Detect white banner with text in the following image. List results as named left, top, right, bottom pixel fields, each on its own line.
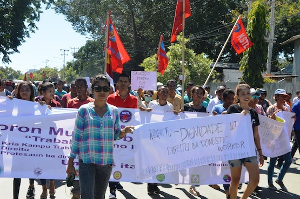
left=0, top=97, right=286, bottom=184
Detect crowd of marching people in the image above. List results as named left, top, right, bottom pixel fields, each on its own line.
left=0, top=74, right=299, bottom=199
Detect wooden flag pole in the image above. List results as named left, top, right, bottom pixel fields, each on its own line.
left=155, top=35, right=163, bottom=71
left=104, top=13, right=110, bottom=75
left=203, top=15, right=241, bottom=87
left=181, top=0, right=186, bottom=108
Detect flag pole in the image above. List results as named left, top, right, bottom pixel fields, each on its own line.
left=203, top=15, right=241, bottom=87
left=181, top=0, right=186, bottom=108
left=155, top=35, right=163, bottom=71
left=104, top=13, right=110, bottom=75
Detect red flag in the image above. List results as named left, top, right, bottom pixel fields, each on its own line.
left=231, top=16, right=253, bottom=54
left=157, top=35, right=169, bottom=75
left=42, top=71, right=45, bottom=78
left=104, top=13, right=130, bottom=74
left=24, top=73, right=27, bottom=81
left=29, top=72, right=34, bottom=79
left=171, top=0, right=191, bottom=43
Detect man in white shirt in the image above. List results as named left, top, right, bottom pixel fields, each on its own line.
left=206, top=85, right=225, bottom=113
left=293, top=91, right=300, bottom=104
left=147, top=85, right=174, bottom=194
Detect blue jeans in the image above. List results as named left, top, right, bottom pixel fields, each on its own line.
left=79, top=159, right=112, bottom=199
left=267, top=152, right=292, bottom=184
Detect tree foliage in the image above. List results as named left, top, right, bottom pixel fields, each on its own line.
left=0, top=0, right=53, bottom=63
left=0, top=66, right=22, bottom=80
left=272, top=0, right=300, bottom=70
left=18, top=67, right=60, bottom=82
left=240, top=0, right=268, bottom=88
left=140, top=35, right=217, bottom=85
left=54, top=0, right=251, bottom=71
left=71, top=40, right=105, bottom=77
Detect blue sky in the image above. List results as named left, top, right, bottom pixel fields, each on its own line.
left=2, top=7, right=88, bottom=73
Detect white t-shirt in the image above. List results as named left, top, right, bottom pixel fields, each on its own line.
left=293, top=97, right=300, bottom=105
left=148, top=100, right=174, bottom=113
left=206, top=97, right=223, bottom=113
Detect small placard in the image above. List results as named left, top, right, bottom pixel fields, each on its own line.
left=131, top=71, right=157, bottom=91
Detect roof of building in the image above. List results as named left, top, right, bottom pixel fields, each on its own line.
left=210, top=62, right=240, bottom=69
left=275, top=64, right=293, bottom=75
left=281, top=35, right=300, bottom=45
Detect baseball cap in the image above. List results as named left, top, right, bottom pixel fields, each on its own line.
left=217, top=86, right=226, bottom=91
left=274, top=89, right=287, bottom=95
left=250, top=88, right=261, bottom=95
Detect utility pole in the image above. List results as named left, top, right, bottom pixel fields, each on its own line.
left=248, top=0, right=255, bottom=14
left=60, top=49, right=69, bottom=81
left=70, top=47, right=79, bottom=69
left=266, top=0, right=276, bottom=74
left=44, top=59, right=49, bottom=67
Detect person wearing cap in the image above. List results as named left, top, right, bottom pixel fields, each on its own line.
left=266, top=89, right=292, bottom=191
left=206, top=85, right=225, bottom=113
left=184, top=81, right=194, bottom=103
left=258, top=89, right=272, bottom=112
left=249, top=88, right=265, bottom=116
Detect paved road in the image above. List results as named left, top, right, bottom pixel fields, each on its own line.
left=1, top=153, right=299, bottom=199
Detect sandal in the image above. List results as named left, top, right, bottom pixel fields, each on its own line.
left=49, top=191, right=56, bottom=199
left=189, top=186, right=200, bottom=196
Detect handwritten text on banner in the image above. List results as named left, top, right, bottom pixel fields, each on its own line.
left=133, top=113, right=256, bottom=179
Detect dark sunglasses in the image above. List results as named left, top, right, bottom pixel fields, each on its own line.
left=251, top=95, right=259, bottom=99
left=94, top=86, right=110, bottom=92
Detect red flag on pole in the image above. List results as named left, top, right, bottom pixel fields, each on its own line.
left=104, top=13, right=130, bottom=75
left=24, top=73, right=27, bottom=81
left=231, top=16, right=253, bottom=54
left=29, top=72, right=34, bottom=79
left=171, top=0, right=191, bottom=43
left=157, top=35, right=169, bottom=75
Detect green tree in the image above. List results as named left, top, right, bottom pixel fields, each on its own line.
left=140, top=36, right=217, bottom=85
left=54, top=0, right=249, bottom=70
left=0, top=66, right=22, bottom=80
left=18, top=66, right=59, bottom=81
left=240, top=0, right=268, bottom=88
left=0, top=0, right=53, bottom=63
left=271, top=0, right=300, bottom=70
left=72, top=40, right=105, bottom=77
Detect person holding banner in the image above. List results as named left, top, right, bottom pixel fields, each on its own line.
left=266, top=89, right=292, bottom=192
left=12, top=81, right=36, bottom=199
left=138, top=90, right=153, bottom=111
left=147, top=85, right=174, bottom=195
left=227, top=84, right=264, bottom=199
left=212, top=89, right=235, bottom=198
left=66, top=74, right=134, bottom=199
left=183, top=85, right=206, bottom=196
left=35, top=82, right=61, bottom=199
left=106, top=73, right=137, bottom=198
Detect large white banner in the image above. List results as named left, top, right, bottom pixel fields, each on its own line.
left=0, top=97, right=250, bottom=185
left=133, top=113, right=256, bottom=179
left=0, top=97, right=286, bottom=185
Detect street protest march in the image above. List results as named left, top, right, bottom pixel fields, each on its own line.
left=0, top=96, right=292, bottom=185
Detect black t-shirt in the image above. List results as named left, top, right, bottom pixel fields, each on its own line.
left=227, top=104, right=260, bottom=127
left=184, top=103, right=207, bottom=112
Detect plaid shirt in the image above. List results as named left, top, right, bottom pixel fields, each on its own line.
left=70, top=103, right=121, bottom=165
